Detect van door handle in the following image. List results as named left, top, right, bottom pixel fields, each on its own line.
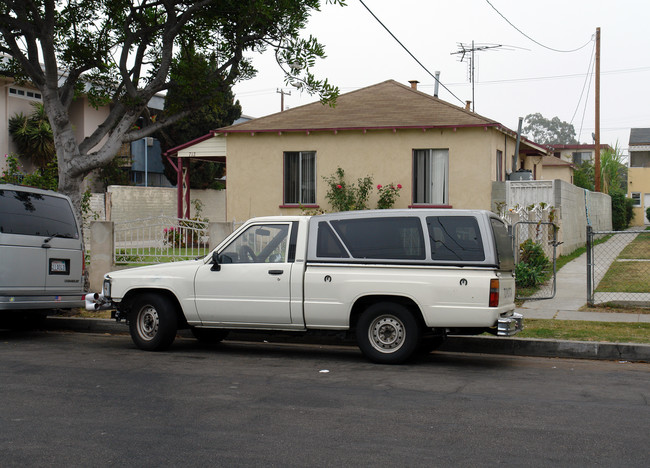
left=268, top=270, right=284, bottom=275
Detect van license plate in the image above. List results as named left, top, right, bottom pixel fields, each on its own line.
left=50, top=259, right=70, bottom=275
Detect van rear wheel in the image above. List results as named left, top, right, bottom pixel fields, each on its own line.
left=129, top=293, right=177, bottom=351
left=356, top=302, right=421, bottom=364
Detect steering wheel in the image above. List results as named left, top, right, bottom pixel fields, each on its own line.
left=239, top=245, right=258, bottom=263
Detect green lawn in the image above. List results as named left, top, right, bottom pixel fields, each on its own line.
left=517, top=319, right=650, bottom=344
left=596, top=231, right=650, bottom=293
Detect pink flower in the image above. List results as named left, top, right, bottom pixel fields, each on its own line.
left=336, top=184, right=342, bottom=189
left=377, top=184, right=382, bottom=189
left=397, top=184, right=402, bottom=189
left=163, top=228, right=168, bottom=233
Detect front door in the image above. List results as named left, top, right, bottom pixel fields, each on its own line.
left=194, top=223, right=293, bottom=325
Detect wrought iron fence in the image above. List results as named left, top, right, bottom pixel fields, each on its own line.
left=114, top=216, right=210, bottom=264
left=587, top=227, right=650, bottom=306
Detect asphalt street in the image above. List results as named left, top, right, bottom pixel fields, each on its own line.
left=1, top=330, right=649, bottom=467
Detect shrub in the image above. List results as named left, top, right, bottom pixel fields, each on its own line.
left=376, top=183, right=402, bottom=209
left=647, top=207, right=650, bottom=224
left=323, top=167, right=373, bottom=212
left=610, top=188, right=632, bottom=231
left=515, top=239, right=551, bottom=288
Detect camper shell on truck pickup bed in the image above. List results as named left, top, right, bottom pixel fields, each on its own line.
left=87, top=209, right=521, bottom=364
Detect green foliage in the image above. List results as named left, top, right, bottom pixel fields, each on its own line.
left=573, top=161, right=595, bottom=191
left=0, top=153, right=58, bottom=190
left=323, top=167, right=373, bottom=212
left=158, top=47, right=240, bottom=190
left=376, top=183, right=403, bottom=209
left=646, top=207, right=650, bottom=224
left=523, top=113, right=578, bottom=145
left=610, top=188, right=634, bottom=231
left=323, top=167, right=405, bottom=212
left=8, top=102, right=56, bottom=168
left=515, top=239, right=551, bottom=288
left=163, top=200, right=209, bottom=248
left=97, top=157, right=132, bottom=189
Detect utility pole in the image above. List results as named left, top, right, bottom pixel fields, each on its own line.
left=451, top=41, right=502, bottom=112
left=277, top=88, right=291, bottom=112
left=594, top=27, right=601, bottom=192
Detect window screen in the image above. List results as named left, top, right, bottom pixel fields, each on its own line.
left=426, top=216, right=484, bottom=261
left=0, top=190, right=79, bottom=238
left=330, top=217, right=424, bottom=260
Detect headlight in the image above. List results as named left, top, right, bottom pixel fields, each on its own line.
left=103, top=278, right=112, bottom=298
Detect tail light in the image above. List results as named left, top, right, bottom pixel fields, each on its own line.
left=489, top=279, right=499, bottom=307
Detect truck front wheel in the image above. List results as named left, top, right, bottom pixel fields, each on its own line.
left=356, top=302, right=421, bottom=364
left=129, top=293, right=177, bottom=351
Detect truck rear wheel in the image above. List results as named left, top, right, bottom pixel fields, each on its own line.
left=356, top=302, right=421, bottom=364
left=129, top=293, right=177, bottom=351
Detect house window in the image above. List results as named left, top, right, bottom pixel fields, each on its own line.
left=631, top=193, right=641, bottom=206
left=630, top=151, right=650, bottom=168
left=413, top=149, right=449, bottom=205
left=284, top=151, right=316, bottom=205
left=8, top=87, right=42, bottom=101
left=572, top=151, right=591, bottom=165
left=496, top=150, right=503, bottom=181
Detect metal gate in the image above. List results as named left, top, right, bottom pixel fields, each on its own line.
left=513, top=221, right=558, bottom=300
left=587, top=226, right=650, bottom=306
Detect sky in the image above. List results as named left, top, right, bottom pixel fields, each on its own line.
left=231, top=0, right=650, bottom=154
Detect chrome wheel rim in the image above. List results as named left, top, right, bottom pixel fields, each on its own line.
left=136, top=305, right=159, bottom=341
left=368, top=314, right=405, bottom=353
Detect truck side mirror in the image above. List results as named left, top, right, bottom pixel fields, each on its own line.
left=211, top=251, right=221, bottom=271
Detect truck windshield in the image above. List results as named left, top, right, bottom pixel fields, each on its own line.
left=490, top=218, right=514, bottom=271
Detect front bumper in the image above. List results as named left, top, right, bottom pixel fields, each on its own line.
left=497, top=312, right=524, bottom=336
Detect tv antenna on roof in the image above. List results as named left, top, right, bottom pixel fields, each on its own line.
left=451, top=41, right=503, bottom=112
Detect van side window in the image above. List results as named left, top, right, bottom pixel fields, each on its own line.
left=316, top=222, right=349, bottom=258
left=426, top=216, right=485, bottom=261
left=0, top=190, right=78, bottom=238
left=330, top=217, right=425, bottom=260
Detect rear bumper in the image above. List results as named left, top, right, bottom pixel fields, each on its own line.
left=0, top=293, right=85, bottom=310
left=497, top=312, right=524, bottom=336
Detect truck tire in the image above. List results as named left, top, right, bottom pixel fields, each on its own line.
left=356, top=302, right=421, bottom=364
left=129, top=293, right=177, bottom=351
left=191, top=327, right=229, bottom=344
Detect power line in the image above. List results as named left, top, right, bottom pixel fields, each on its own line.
left=570, top=39, right=597, bottom=125
left=484, top=0, right=593, bottom=53
left=358, top=0, right=466, bottom=106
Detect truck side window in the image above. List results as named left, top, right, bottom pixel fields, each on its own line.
left=490, top=218, right=514, bottom=270
left=316, top=222, right=349, bottom=258
left=220, top=224, right=289, bottom=264
left=426, top=216, right=485, bottom=261
left=330, top=217, right=425, bottom=260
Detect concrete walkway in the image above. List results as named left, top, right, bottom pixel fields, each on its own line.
left=519, top=229, right=650, bottom=323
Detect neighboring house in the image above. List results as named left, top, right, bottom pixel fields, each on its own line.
left=165, top=80, right=549, bottom=222
left=551, top=143, right=612, bottom=166
left=540, top=155, right=575, bottom=184
left=0, top=74, right=165, bottom=183
left=628, top=128, right=650, bottom=225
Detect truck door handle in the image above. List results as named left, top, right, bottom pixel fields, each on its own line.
left=268, top=270, right=284, bottom=275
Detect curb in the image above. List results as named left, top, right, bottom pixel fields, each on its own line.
left=44, top=316, right=650, bottom=362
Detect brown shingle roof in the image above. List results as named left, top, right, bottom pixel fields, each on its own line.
left=220, top=80, right=500, bottom=133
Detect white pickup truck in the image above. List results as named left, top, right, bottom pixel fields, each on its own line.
left=87, top=209, right=521, bottom=364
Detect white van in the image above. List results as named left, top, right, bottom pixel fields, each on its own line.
left=0, top=184, right=85, bottom=323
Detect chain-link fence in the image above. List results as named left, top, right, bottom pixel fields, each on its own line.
left=587, top=227, right=650, bottom=306
left=513, top=221, right=558, bottom=300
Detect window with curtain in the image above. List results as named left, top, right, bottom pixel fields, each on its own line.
left=284, top=151, right=316, bottom=205
left=496, top=150, right=503, bottom=181
left=412, top=149, right=449, bottom=205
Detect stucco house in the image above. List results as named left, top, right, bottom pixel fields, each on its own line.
left=166, top=79, right=549, bottom=222
left=551, top=143, right=612, bottom=166
left=540, top=155, right=575, bottom=184
left=628, top=128, right=650, bottom=225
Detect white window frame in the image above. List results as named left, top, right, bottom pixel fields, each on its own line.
left=412, top=149, right=449, bottom=206
left=8, top=86, right=42, bottom=101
